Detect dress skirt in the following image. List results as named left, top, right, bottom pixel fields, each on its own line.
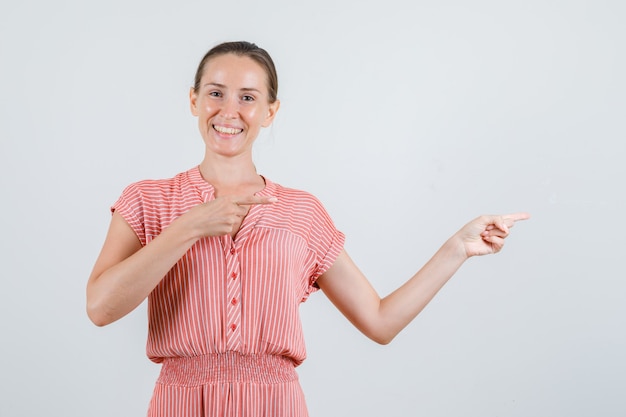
left=147, top=352, right=309, bottom=417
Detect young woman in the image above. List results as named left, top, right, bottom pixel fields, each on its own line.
left=87, top=41, right=529, bottom=417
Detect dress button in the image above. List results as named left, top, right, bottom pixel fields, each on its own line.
left=230, top=248, right=236, bottom=255
left=230, top=272, right=237, bottom=279
left=231, top=298, right=238, bottom=305
left=230, top=324, right=237, bottom=331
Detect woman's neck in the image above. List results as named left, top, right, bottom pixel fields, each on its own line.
left=199, top=154, right=264, bottom=195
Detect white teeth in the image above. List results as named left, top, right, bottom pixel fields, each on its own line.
left=214, top=125, right=243, bottom=135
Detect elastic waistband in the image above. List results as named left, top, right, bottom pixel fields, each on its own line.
left=157, top=352, right=298, bottom=387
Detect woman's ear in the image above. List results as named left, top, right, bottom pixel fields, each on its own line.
left=262, top=99, right=280, bottom=127
left=189, top=87, right=199, bottom=116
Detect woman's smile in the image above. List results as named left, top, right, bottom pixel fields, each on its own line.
left=213, top=124, right=244, bottom=136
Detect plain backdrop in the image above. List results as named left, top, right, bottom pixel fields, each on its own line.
left=1, top=0, right=625, bottom=416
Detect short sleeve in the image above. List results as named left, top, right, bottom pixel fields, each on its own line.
left=111, top=182, right=147, bottom=246
left=305, top=198, right=345, bottom=296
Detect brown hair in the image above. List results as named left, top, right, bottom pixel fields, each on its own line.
left=193, top=41, right=278, bottom=103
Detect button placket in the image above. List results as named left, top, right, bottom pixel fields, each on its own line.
left=225, top=241, right=242, bottom=351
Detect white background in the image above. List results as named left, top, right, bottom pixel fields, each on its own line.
left=1, top=0, right=625, bottom=416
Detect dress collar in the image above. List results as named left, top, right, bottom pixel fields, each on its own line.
left=187, top=165, right=276, bottom=201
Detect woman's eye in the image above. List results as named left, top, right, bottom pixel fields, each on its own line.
left=242, top=95, right=255, bottom=102
left=208, top=91, right=221, bottom=97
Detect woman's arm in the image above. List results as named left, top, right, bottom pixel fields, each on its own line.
left=315, top=213, right=530, bottom=344
left=86, top=211, right=200, bottom=326
left=86, top=195, right=277, bottom=326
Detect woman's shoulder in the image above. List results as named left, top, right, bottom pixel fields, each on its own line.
left=262, top=179, right=342, bottom=241
left=264, top=180, right=333, bottom=221
left=122, top=169, right=195, bottom=191
left=268, top=180, right=323, bottom=205
left=117, top=169, right=200, bottom=204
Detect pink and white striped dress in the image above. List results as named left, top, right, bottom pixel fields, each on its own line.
left=112, top=166, right=345, bottom=417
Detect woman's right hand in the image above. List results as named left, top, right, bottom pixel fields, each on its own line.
left=181, top=195, right=278, bottom=239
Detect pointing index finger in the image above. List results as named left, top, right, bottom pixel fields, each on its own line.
left=235, top=195, right=278, bottom=206
left=503, top=212, right=531, bottom=226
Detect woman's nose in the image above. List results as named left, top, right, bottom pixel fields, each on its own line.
left=219, top=95, right=239, bottom=118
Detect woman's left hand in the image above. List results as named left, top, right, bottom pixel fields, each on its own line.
left=455, top=212, right=531, bottom=257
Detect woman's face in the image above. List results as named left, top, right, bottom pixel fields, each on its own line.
left=190, top=53, right=279, bottom=159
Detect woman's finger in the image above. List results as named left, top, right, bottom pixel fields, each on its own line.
left=234, top=195, right=278, bottom=206
left=503, top=212, right=531, bottom=225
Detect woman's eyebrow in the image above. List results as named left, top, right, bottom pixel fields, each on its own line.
left=202, top=82, right=261, bottom=94
left=203, top=82, right=226, bottom=89
left=240, top=87, right=262, bottom=94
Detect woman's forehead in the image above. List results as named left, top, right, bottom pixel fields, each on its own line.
left=200, top=54, right=268, bottom=91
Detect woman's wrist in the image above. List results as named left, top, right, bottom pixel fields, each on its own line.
left=444, top=232, right=470, bottom=263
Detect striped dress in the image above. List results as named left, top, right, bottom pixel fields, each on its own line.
left=112, top=166, right=345, bottom=417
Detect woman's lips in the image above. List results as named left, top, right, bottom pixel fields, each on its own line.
left=213, top=124, right=243, bottom=135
